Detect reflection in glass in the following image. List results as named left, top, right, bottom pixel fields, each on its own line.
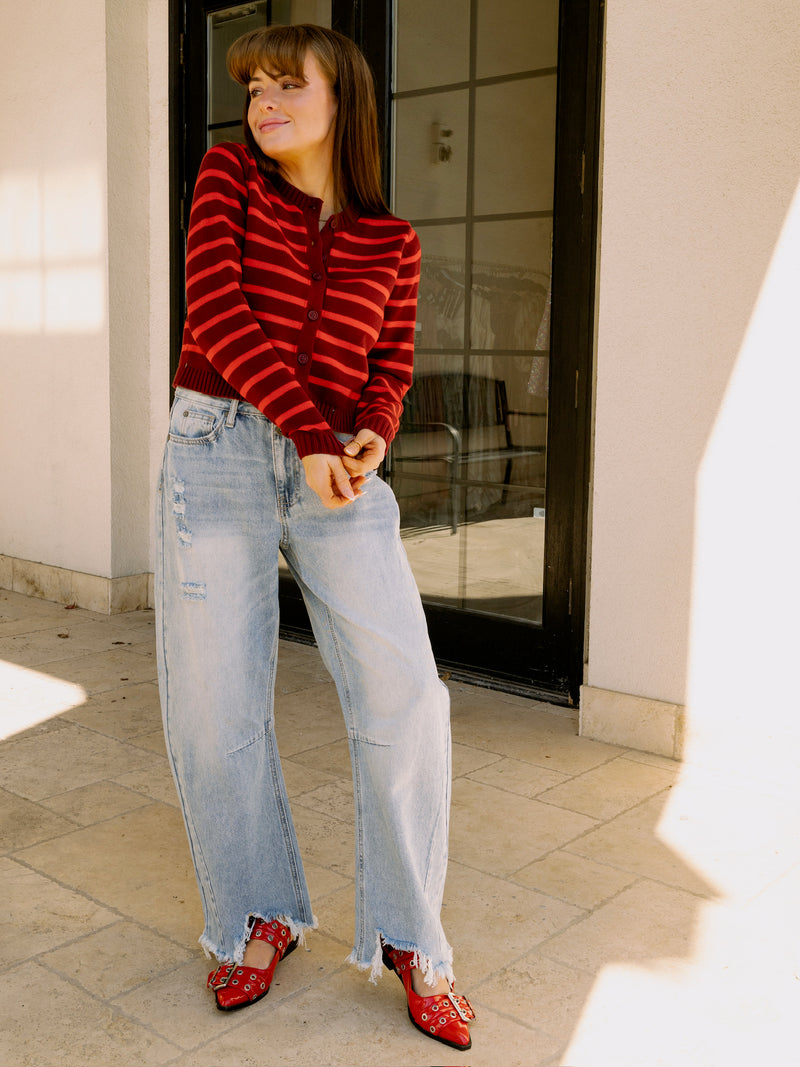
left=400, top=488, right=545, bottom=624
left=417, top=226, right=466, bottom=349
left=389, top=0, right=558, bottom=627
left=390, top=358, right=546, bottom=527
left=392, top=92, right=470, bottom=220
left=471, top=218, right=552, bottom=350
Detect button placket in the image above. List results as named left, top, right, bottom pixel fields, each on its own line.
left=294, top=212, right=326, bottom=372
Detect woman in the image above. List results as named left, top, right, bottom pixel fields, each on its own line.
left=155, top=23, right=475, bottom=1052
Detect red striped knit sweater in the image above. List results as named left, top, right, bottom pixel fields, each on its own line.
left=173, top=142, right=421, bottom=458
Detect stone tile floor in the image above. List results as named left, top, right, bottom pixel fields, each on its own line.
left=1, top=589, right=797, bottom=1066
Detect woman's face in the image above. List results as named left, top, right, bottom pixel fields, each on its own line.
left=247, top=51, right=337, bottom=170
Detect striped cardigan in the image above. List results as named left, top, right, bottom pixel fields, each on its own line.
left=173, top=142, right=421, bottom=458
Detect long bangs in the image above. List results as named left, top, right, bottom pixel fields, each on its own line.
left=227, top=26, right=312, bottom=86
left=226, top=24, right=387, bottom=217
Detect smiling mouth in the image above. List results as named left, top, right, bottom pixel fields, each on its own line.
left=258, top=120, right=288, bottom=132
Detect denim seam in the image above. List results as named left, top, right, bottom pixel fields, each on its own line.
left=423, top=708, right=452, bottom=893
left=226, top=728, right=268, bottom=757
left=263, top=635, right=309, bottom=922
left=156, top=460, right=223, bottom=940
left=271, top=428, right=292, bottom=539
left=323, top=603, right=367, bottom=958
left=345, top=729, right=391, bottom=748
left=167, top=420, right=226, bottom=446
left=266, top=723, right=309, bottom=921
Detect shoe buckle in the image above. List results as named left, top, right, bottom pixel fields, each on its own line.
left=208, top=963, right=233, bottom=991
left=445, top=991, right=475, bottom=1024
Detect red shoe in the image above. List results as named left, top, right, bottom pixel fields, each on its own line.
left=207, top=919, right=297, bottom=1011
left=382, top=943, right=475, bottom=1051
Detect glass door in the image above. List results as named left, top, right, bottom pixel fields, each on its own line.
left=173, top=0, right=600, bottom=702
left=373, top=0, right=599, bottom=702
left=388, top=0, right=557, bottom=628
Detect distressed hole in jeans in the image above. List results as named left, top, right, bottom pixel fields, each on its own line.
left=181, top=582, right=206, bottom=601
left=172, top=480, right=191, bottom=547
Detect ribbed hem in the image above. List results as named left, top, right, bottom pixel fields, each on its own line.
left=172, top=362, right=401, bottom=454
left=291, top=428, right=347, bottom=458
left=355, top=412, right=398, bottom=448
left=173, top=361, right=239, bottom=401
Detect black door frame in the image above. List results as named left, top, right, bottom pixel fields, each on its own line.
left=168, top=0, right=603, bottom=705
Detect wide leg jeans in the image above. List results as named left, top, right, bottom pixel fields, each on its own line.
left=155, top=388, right=454, bottom=982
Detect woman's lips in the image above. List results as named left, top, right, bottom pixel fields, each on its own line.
left=258, top=119, right=288, bottom=132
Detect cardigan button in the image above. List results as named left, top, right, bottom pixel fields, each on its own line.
left=297, top=351, right=309, bottom=365
left=312, top=271, right=323, bottom=281
left=307, top=309, right=319, bottom=321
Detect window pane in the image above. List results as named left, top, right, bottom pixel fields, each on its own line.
left=474, top=76, right=557, bottom=215
left=394, top=0, right=470, bottom=92
left=393, top=91, right=469, bottom=221
left=462, top=488, right=545, bottom=623
left=476, top=0, right=558, bottom=78
left=417, top=225, right=466, bottom=349
left=471, top=218, right=552, bottom=350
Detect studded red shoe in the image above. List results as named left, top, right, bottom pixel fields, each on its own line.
left=207, top=918, right=297, bottom=1011
left=382, top=943, right=476, bottom=1051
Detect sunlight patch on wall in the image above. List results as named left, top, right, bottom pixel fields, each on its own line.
left=0, top=164, right=106, bottom=334
left=685, top=178, right=800, bottom=787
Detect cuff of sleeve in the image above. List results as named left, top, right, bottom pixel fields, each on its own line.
left=290, top=428, right=346, bottom=459
left=354, top=413, right=398, bottom=448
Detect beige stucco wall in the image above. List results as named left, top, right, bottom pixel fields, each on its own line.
left=585, top=0, right=800, bottom=774
left=586, top=0, right=800, bottom=708
left=0, top=0, right=169, bottom=592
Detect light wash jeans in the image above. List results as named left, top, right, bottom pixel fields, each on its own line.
left=155, top=388, right=454, bottom=984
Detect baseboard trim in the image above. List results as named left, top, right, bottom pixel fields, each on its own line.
left=579, top=684, right=685, bottom=760
left=0, top=555, right=153, bottom=614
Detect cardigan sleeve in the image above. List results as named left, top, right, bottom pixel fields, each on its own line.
left=353, top=228, right=421, bottom=446
left=184, top=145, right=343, bottom=458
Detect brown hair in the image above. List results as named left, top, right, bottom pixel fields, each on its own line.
left=227, top=24, right=388, bottom=216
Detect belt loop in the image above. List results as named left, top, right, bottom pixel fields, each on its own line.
left=226, top=399, right=239, bottom=427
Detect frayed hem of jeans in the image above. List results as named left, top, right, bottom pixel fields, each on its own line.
left=200, top=911, right=318, bottom=965
left=347, top=931, right=455, bottom=988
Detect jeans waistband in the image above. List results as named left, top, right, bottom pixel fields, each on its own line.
left=173, top=387, right=352, bottom=444
left=174, top=387, right=287, bottom=433
left=174, top=387, right=264, bottom=419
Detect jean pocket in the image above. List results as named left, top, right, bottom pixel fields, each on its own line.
left=168, top=400, right=225, bottom=444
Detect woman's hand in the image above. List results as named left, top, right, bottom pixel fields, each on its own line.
left=341, top=430, right=387, bottom=477
left=302, top=453, right=367, bottom=509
